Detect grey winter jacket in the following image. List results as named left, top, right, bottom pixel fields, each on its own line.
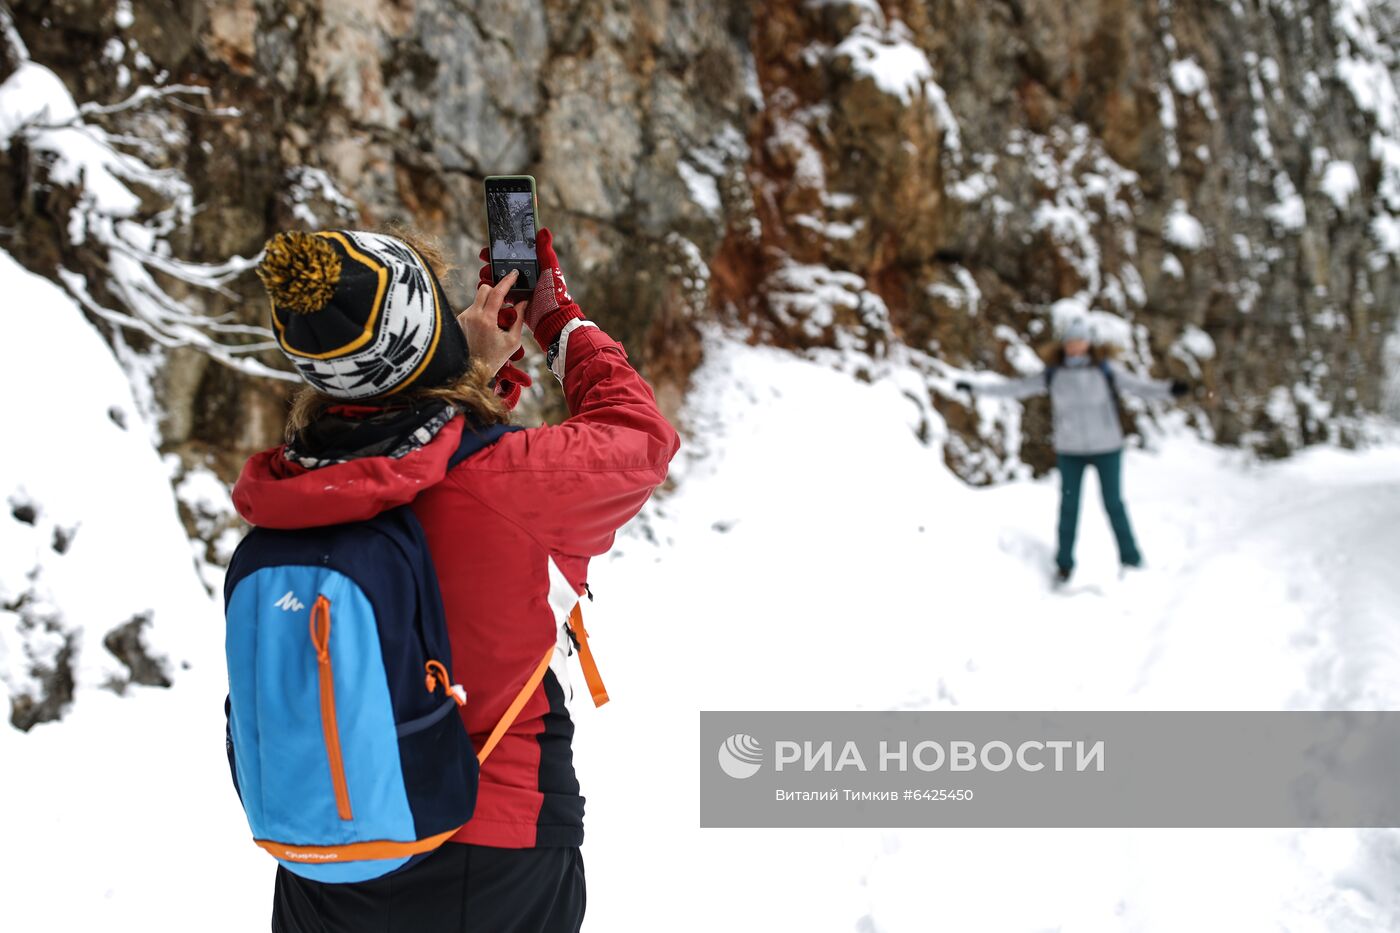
left=974, top=359, right=1174, bottom=455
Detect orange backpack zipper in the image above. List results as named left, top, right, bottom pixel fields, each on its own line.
left=309, top=595, right=353, bottom=821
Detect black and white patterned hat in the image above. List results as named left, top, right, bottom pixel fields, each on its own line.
left=257, top=230, right=470, bottom=400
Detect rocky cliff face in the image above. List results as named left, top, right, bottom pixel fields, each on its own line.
left=6, top=0, right=756, bottom=461
left=1, top=1, right=1397, bottom=722
left=737, top=0, right=1400, bottom=472
left=7, top=0, right=1398, bottom=469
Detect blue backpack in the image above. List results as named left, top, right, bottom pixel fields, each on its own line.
left=223, top=421, right=540, bottom=883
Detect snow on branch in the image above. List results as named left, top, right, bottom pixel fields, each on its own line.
left=77, top=83, right=240, bottom=121
left=0, top=6, right=295, bottom=385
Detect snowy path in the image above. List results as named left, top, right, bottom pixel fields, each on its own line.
left=4, top=337, right=1400, bottom=932
left=573, top=341, right=1400, bottom=932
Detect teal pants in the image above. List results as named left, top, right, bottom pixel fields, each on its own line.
left=1056, top=450, right=1142, bottom=572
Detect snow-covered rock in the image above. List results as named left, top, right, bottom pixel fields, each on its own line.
left=0, top=250, right=208, bottom=729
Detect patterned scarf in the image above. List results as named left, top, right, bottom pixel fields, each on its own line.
left=284, top=399, right=458, bottom=470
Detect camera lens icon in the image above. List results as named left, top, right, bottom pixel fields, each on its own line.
left=718, top=733, right=763, bottom=779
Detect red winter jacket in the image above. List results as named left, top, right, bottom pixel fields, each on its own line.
left=232, top=323, right=680, bottom=848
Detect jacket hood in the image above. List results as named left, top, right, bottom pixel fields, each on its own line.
left=232, top=416, right=466, bottom=529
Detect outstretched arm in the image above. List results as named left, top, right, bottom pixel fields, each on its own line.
left=962, top=372, right=1048, bottom=400
left=1107, top=362, right=1180, bottom=402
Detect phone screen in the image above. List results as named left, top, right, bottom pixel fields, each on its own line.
left=487, top=189, right=537, bottom=263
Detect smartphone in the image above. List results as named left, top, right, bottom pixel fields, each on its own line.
left=484, top=175, right=539, bottom=302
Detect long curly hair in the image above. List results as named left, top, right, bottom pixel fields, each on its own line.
left=282, top=226, right=508, bottom=441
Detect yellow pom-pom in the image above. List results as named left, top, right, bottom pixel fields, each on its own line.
left=256, top=231, right=342, bottom=314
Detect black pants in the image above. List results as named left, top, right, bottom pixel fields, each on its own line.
left=271, top=844, right=585, bottom=933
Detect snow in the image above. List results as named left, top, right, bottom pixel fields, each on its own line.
left=1266, top=184, right=1308, bottom=232
left=834, top=21, right=932, bottom=106
left=1170, top=58, right=1209, bottom=97
left=765, top=259, right=890, bottom=344
left=1164, top=200, right=1206, bottom=251
left=174, top=462, right=240, bottom=591
left=0, top=61, right=80, bottom=138
left=1374, top=214, right=1400, bottom=256
left=1156, top=82, right=1181, bottom=169
left=792, top=212, right=863, bottom=240
left=664, top=233, right=712, bottom=316
left=1242, top=50, right=1277, bottom=173
left=173, top=465, right=231, bottom=528
left=0, top=39, right=287, bottom=388
left=926, top=265, right=981, bottom=317
left=0, top=62, right=141, bottom=217
left=2, top=0, right=1399, bottom=921
left=677, top=160, right=723, bottom=218
left=7, top=333, right=1400, bottom=930
left=828, top=13, right=960, bottom=158
left=948, top=169, right=995, bottom=202
left=765, top=109, right=826, bottom=189
left=1336, top=55, right=1397, bottom=134
left=828, top=10, right=963, bottom=156
left=1170, top=325, right=1217, bottom=377
left=286, top=165, right=360, bottom=228
left=571, top=338, right=1400, bottom=930
left=1321, top=159, right=1361, bottom=208
left=1169, top=58, right=1219, bottom=121
left=0, top=679, right=263, bottom=928
left=1021, top=125, right=1141, bottom=315
left=924, top=76, right=962, bottom=159
left=1330, top=0, right=1400, bottom=258
left=0, top=249, right=207, bottom=719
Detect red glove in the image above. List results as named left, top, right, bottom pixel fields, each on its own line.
left=476, top=248, right=531, bottom=409
left=522, top=228, right=584, bottom=350
left=495, top=348, right=533, bottom=408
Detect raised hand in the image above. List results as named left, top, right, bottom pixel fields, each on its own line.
left=457, top=269, right=527, bottom=386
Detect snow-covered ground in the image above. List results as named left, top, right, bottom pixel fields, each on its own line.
left=5, top=329, right=1400, bottom=931
left=0, top=250, right=211, bottom=720
left=578, top=338, right=1400, bottom=932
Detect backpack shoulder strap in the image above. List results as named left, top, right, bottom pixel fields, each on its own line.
left=448, top=420, right=524, bottom=470
left=1098, top=360, right=1122, bottom=408
left=476, top=603, right=613, bottom=764
left=476, top=645, right=555, bottom=764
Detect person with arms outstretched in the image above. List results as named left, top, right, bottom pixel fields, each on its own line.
left=957, top=318, right=1188, bottom=585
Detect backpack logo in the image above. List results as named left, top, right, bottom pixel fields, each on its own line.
left=274, top=591, right=305, bottom=612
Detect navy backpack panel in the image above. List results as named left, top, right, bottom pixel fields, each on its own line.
left=224, top=422, right=520, bottom=882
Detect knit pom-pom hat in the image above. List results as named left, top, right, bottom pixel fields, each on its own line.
left=258, top=230, right=470, bottom=400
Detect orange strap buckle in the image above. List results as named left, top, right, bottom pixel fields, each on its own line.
left=565, top=603, right=609, bottom=708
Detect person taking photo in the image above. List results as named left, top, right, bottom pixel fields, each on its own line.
left=231, top=225, right=680, bottom=932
